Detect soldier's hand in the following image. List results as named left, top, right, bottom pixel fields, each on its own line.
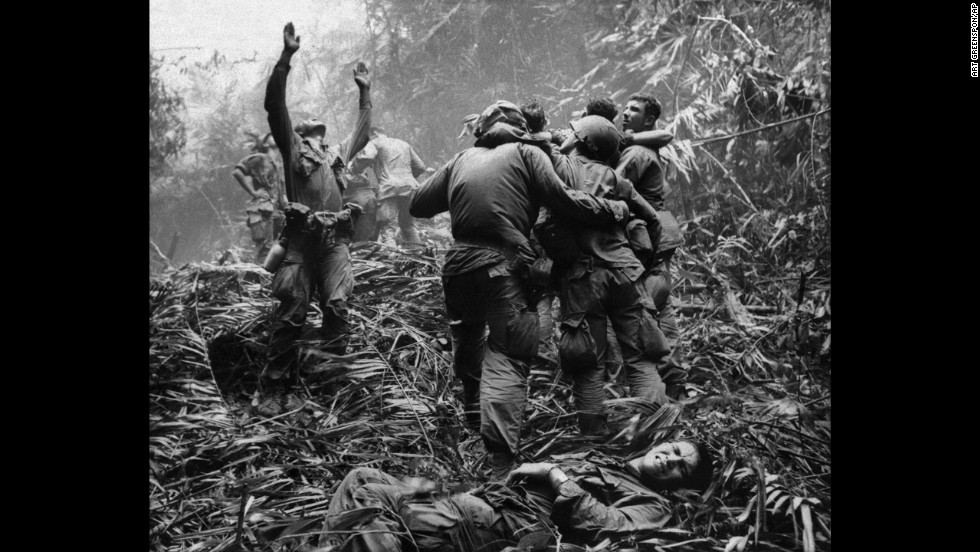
left=611, top=200, right=630, bottom=224
left=353, top=62, right=370, bottom=89
left=506, top=463, right=558, bottom=485
left=283, top=22, right=300, bottom=53
left=402, top=476, right=439, bottom=497
left=343, top=202, right=363, bottom=216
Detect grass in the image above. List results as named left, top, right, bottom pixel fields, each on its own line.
left=150, top=216, right=830, bottom=552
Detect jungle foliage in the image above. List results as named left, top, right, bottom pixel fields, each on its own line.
left=150, top=1, right=831, bottom=551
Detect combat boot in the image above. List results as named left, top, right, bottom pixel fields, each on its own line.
left=488, top=451, right=516, bottom=480
left=577, top=412, right=609, bottom=436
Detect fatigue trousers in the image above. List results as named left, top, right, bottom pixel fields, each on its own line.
left=637, top=255, right=686, bottom=398
left=557, top=261, right=668, bottom=435
left=267, top=237, right=353, bottom=373
left=318, top=468, right=511, bottom=552
left=377, top=195, right=420, bottom=248
left=345, top=185, right=379, bottom=242
left=534, top=292, right=559, bottom=368
left=443, top=263, right=538, bottom=460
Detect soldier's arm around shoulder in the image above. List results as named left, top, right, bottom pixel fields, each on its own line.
left=408, top=156, right=454, bottom=218
left=521, top=145, right=627, bottom=227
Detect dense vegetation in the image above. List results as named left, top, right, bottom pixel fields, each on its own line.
left=150, top=1, right=830, bottom=550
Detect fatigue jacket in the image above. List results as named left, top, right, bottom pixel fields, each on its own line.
left=409, top=123, right=627, bottom=275
left=540, top=150, right=660, bottom=271
left=617, top=145, right=668, bottom=210
left=473, top=450, right=674, bottom=546
left=237, top=152, right=287, bottom=217
left=264, top=56, right=371, bottom=214
left=350, top=135, right=427, bottom=201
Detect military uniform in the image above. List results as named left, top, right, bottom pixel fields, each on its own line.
left=318, top=451, right=675, bottom=551
left=616, top=143, right=686, bottom=396
left=409, top=104, right=629, bottom=476
left=264, top=51, right=371, bottom=366
left=235, top=152, right=286, bottom=263
left=350, top=135, right=428, bottom=248
left=343, top=170, right=379, bottom=242
left=539, top=131, right=669, bottom=435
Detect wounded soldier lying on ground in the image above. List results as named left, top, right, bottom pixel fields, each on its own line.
left=315, top=438, right=716, bottom=551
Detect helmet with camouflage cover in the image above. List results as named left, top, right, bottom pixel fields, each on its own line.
left=473, top=101, right=528, bottom=138
left=569, top=115, right=623, bottom=164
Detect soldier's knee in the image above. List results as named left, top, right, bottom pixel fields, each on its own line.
left=491, top=308, right=538, bottom=359
left=347, top=467, right=385, bottom=482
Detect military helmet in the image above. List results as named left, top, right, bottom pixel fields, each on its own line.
left=294, top=118, right=328, bottom=137
left=473, top=100, right=528, bottom=138
left=569, top=115, right=624, bottom=163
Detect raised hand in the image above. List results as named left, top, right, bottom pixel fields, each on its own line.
left=353, top=61, right=370, bottom=89
left=283, top=22, right=300, bottom=53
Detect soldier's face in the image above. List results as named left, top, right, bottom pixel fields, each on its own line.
left=622, top=100, right=649, bottom=134
left=638, top=441, right=700, bottom=487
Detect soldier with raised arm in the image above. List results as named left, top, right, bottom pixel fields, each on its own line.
left=263, top=22, right=372, bottom=377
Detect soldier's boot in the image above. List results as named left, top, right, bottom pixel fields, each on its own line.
left=377, top=224, right=399, bottom=249
left=462, top=387, right=481, bottom=434
left=488, top=451, right=516, bottom=481
left=322, top=337, right=348, bottom=356
left=398, top=224, right=423, bottom=251
left=577, top=412, right=609, bottom=437
left=264, top=344, right=297, bottom=384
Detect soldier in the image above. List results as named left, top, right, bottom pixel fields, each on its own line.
left=585, top=97, right=618, bottom=122
left=535, top=116, right=671, bottom=435
left=342, top=168, right=379, bottom=242
left=318, top=437, right=715, bottom=551
left=409, top=101, right=630, bottom=478
left=519, top=98, right=559, bottom=372
left=231, top=133, right=286, bottom=264
left=263, top=22, right=372, bottom=374
left=617, top=93, right=686, bottom=398
left=349, top=127, right=431, bottom=249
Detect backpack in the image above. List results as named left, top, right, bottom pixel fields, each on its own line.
left=652, top=209, right=683, bottom=255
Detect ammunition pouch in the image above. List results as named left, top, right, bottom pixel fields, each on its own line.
left=281, top=203, right=355, bottom=246
left=652, top=210, right=683, bottom=255
left=558, top=312, right=598, bottom=376
left=637, top=300, right=671, bottom=361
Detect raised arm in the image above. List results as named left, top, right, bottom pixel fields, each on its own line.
left=264, top=23, right=302, bottom=202
left=408, top=157, right=453, bottom=218
left=340, top=62, right=372, bottom=164
left=523, top=146, right=627, bottom=227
